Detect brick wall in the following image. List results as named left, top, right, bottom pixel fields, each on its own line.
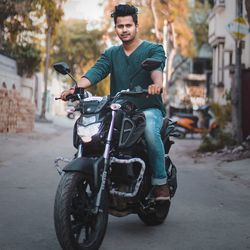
left=0, top=88, right=35, bottom=133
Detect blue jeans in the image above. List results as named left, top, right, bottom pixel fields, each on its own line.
left=143, top=108, right=167, bottom=186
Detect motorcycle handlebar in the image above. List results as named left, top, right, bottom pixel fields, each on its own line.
left=120, top=89, right=149, bottom=96
left=55, top=87, right=162, bottom=102
left=118, top=88, right=163, bottom=96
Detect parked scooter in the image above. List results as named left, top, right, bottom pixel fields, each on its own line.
left=171, top=105, right=219, bottom=138
left=67, top=110, right=75, bottom=119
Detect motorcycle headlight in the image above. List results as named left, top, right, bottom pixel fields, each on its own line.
left=77, top=123, right=101, bottom=143
left=81, top=115, right=96, bottom=125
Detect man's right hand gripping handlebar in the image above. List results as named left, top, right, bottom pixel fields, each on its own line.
left=59, top=77, right=92, bottom=101
left=60, top=87, right=75, bottom=101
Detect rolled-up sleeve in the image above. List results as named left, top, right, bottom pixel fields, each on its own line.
left=84, top=49, right=111, bottom=85
left=150, top=44, right=166, bottom=71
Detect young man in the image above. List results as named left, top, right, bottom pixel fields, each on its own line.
left=61, top=4, right=170, bottom=200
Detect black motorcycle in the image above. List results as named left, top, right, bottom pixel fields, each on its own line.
left=53, top=59, right=177, bottom=250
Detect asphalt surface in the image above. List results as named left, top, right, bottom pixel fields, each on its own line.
left=0, top=117, right=250, bottom=250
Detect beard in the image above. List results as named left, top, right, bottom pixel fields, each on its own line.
left=119, top=33, right=136, bottom=44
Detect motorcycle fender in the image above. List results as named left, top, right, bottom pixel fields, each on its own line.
left=63, top=157, right=95, bottom=175
left=63, top=157, right=104, bottom=187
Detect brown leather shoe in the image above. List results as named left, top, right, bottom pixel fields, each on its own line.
left=153, top=184, right=170, bottom=201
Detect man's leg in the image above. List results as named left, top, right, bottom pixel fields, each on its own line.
left=143, top=108, right=170, bottom=200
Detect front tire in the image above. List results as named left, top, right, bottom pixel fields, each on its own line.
left=54, top=172, right=108, bottom=250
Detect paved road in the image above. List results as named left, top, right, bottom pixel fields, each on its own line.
left=0, top=119, right=250, bottom=250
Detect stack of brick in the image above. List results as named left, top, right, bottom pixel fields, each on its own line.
left=0, top=88, right=35, bottom=133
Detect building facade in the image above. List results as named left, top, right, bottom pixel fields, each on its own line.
left=208, top=0, right=250, bottom=104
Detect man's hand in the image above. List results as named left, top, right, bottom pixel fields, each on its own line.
left=60, top=88, right=75, bottom=101
left=149, top=70, right=163, bottom=95
left=147, top=84, right=162, bottom=95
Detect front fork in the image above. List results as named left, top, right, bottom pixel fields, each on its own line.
left=93, top=107, right=119, bottom=214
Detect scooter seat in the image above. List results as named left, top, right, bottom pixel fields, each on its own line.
left=175, top=113, right=198, bottom=123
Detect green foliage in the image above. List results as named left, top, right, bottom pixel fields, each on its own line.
left=198, top=102, right=235, bottom=152
left=189, top=0, right=211, bottom=51
left=198, top=131, right=236, bottom=153
left=15, top=44, right=41, bottom=77
left=0, top=1, right=41, bottom=45
left=0, top=0, right=64, bottom=78
left=52, top=19, right=110, bottom=96
left=0, top=0, right=43, bottom=76
left=52, top=20, right=104, bottom=73
left=1, top=41, right=41, bottom=77
left=210, top=102, right=231, bottom=129
left=37, top=0, right=64, bottom=35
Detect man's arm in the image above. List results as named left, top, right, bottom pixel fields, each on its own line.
left=148, top=70, right=163, bottom=95
left=147, top=43, right=165, bottom=95
left=60, top=49, right=112, bottom=100
left=78, top=77, right=92, bottom=88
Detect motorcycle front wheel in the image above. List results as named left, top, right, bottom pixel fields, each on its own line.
left=54, top=172, right=108, bottom=250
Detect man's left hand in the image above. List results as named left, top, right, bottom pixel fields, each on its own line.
left=148, top=84, right=162, bottom=95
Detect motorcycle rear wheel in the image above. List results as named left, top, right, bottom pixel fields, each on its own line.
left=54, top=172, right=108, bottom=250
left=137, top=200, right=170, bottom=226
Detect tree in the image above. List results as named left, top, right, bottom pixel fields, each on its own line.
left=189, top=1, right=211, bottom=51
left=0, top=0, right=42, bottom=76
left=53, top=20, right=103, bottom=77
left=36, top=0, right=64, bottom=120
left=0, top=0, right=30, bottom=48
left=52, top=19, right=110, bottom=96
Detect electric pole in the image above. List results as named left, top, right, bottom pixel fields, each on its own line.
left=235, top=0, right=243, bottom=143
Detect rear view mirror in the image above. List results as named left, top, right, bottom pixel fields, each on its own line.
left=53, top=62, right=70, bottom=75
left=141, top=58, right=162, bottom=71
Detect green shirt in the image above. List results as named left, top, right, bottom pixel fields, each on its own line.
left=84, top=40, right=166, bottom=115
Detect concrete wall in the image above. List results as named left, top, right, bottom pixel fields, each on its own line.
left=0, top=54, right=35, bottom=100
left=0, top=54, right=66, bottom=118
left=0, top=54, right=21, bottom=91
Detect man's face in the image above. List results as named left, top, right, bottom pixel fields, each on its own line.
left=115, top=16, right=138, bottom=43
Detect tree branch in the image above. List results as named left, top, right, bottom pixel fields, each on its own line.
left=149, top=0, right=162, bottom=42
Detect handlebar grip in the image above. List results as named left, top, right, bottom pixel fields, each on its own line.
left=65, top=94, right=74, bottom=101
left=55, top=94, right=74, bottom=101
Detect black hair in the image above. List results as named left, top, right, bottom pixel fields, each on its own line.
left=111, top=4, right=138, bottom=25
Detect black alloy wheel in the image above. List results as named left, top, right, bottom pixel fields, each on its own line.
left=54, top=172, right=108, bottom=250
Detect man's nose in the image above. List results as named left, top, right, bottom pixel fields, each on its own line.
left=122, top=26, right=128, bottom=32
